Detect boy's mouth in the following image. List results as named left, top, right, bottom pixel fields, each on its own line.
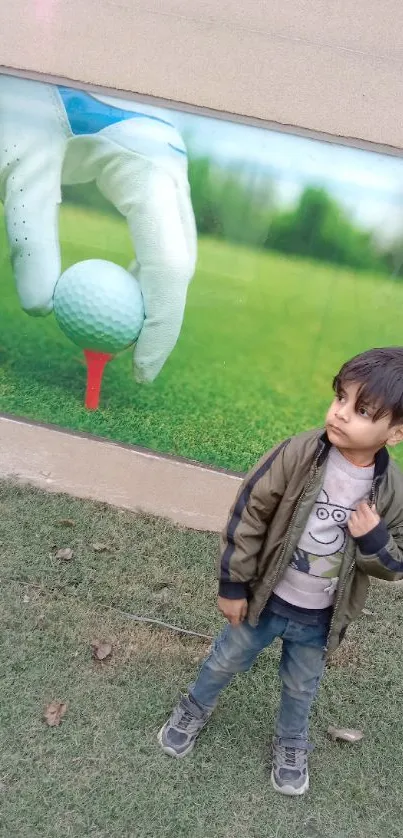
left=327, top=423, right=346, bottom=437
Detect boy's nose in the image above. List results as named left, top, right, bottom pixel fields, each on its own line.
left=335, top=404, right=350, bottom=421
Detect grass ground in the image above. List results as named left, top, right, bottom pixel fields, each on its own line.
left=1, top=206, right=403, bottom=472
left=1, top=480, right=403, bottom=838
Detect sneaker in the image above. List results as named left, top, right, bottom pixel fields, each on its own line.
left=158, top=694, right=211, bottom=758
left=271, top=736, right=310, bottom=796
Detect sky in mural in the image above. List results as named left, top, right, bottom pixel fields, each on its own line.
left=99, top=94, right=403, bottom=245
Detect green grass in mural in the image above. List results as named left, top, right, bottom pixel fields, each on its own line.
left=1, top=206, right=403, bottom=472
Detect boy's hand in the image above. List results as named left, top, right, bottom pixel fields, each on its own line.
left=348, top=502, right=381, bottom=538
left=217, top=596, right=248, bottom=626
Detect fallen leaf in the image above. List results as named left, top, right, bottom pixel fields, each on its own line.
left=154, top=586, right=171, bottom=604
left=55, top=547, right=74, bottom=562
left=35, top=614, right=48, bottom=629
left=91, top=640, right=113, bottom=661
left=44, top=701, right=68, bottom=727
left=58, top=518, right=76, bottom=528
left=327, top=725, right=364, bottom=743
left=302, top=817, right=322, bottom=838
left=92, top=543, right=111, bottom=553
left=23, top=594, right=30, bottom=604
left=154, top=581, right=172, bottom=591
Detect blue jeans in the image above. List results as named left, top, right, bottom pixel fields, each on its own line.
left=189, top=610, right=328, bottom=747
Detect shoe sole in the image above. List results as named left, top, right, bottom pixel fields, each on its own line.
left=157, top=725, right=196, bottom=759
left=270, top=769, right=309, bottom=796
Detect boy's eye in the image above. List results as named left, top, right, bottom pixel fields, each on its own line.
left=358, top=406, right=370, bottom=418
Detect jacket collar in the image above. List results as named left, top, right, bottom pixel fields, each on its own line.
left=317, top=430, right=389, bottom=479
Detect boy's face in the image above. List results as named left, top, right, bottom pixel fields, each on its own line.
left=326, top=382, right=403, bottom=453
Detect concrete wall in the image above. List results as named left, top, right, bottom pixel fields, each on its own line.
left=1, top=1, right=403, bottom=532
left=1, top=0, right=403, bottom=152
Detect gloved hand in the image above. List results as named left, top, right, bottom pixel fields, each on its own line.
left=0, top=74, right=197, bottom=382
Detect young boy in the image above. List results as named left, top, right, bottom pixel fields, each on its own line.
left=158, top=347, right=403, bottom=796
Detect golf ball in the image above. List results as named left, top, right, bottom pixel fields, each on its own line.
left=53, top=259, right=145, bottom=354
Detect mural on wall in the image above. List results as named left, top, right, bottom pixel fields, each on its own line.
left=1, top=72, right=403, bottom=471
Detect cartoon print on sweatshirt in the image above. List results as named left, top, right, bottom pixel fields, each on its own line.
left=290, top=489, right=355, bottom=578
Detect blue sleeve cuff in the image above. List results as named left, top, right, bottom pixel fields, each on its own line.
left=218, top=580, right=248, bottom=599
left=355, top=520, right=389, bottom=555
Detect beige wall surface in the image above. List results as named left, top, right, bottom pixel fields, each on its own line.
left=1, top=0, right=403, bottom=151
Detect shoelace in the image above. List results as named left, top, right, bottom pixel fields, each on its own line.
left=277, top=745, right=307, bottom=770
left=177, top=708, right=197, bottom=730
left=284, top=747, right=296, bottom=766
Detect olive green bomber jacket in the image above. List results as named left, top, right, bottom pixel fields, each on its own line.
left=218, top=429, right=403, bottom=653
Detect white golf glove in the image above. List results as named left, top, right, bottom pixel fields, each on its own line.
left=0, top=74, right=197, bottom=382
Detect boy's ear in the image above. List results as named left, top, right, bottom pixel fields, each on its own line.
left=387, top=424, right=403, bottom=447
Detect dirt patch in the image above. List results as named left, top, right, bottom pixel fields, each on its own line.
left=327, top=637, right=364, bottom=670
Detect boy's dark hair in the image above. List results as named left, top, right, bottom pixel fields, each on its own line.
left=333, top=347, right=403, bottom=424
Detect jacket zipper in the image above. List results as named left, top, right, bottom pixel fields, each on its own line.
left=324, top=474, right=379, bottom=652
left=368, top=476, right=380, bottom=506
left=255, top=457, right=320, bottom=623
left=324, top=559, right=354, bottom=653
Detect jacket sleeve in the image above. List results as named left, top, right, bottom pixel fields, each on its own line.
left=218, top=438, right=291, bottom=599
left=354, top=520, right=403, bottom=581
